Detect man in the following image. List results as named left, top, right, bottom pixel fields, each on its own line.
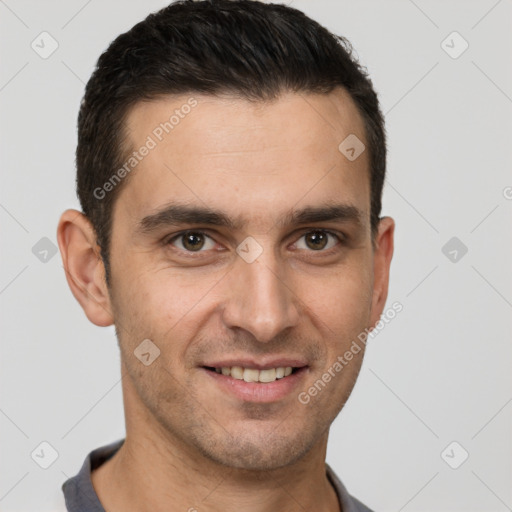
left=57, top=0, right=394, bottom=510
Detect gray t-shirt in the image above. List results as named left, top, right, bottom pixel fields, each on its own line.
left=61, top=439, right=374, bottom=512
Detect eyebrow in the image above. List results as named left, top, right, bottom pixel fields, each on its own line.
left=136, top=202, right=363, bottom=235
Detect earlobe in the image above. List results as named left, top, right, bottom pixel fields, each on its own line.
left=57, top=209, right=114, bottom=327
left=370, top=216, right=395, bottom=327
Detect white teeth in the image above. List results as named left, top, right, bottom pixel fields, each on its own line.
left=258, top=368, right=276, bottom=382
left=215, top=366, right=296, bottom=383
left=231, top=366, right=244, bottom=379
left=243, top=368, right=259, bottom=383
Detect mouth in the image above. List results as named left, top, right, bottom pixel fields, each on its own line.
left=202, top=365, right=303, bottom=384
left=201, top=364, right=309, bottom=403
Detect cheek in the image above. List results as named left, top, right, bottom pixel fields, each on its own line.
left=110, top=244, right=374, bottom=352
left=299, top=263, right=374, bottom=337
left=110, top=264, right=224, bottom=353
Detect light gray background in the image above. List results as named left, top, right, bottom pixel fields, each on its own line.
left=1, top=1, right=511, bottom=511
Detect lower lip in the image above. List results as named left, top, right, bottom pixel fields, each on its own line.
left=201, top=367, right=308, bottom=403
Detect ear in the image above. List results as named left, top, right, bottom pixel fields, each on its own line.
left=369, top=216, right=395, bottom=327
left=57, top=209, right=114, bottom=327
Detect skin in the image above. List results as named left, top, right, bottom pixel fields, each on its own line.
left=57, top=88, right=394, bottom=512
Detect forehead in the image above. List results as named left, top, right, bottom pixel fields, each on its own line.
left=114, top=89, right=370, bottom=231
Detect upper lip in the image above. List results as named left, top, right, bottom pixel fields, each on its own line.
left=202, top=358, right=308, bottom=370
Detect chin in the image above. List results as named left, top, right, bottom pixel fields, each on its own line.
left=193, top=428, right=317, bottom=472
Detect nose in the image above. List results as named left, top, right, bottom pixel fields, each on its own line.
left=220, top=252, right=301, bottom=343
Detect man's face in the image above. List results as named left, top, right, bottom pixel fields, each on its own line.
left=106, top=89, right=390, bottom=470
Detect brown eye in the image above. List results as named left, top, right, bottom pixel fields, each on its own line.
left=295, top=230, right=340, bottom=252
left=182, top=232, right=204, bottom=251
left=169, top=231, right=215, bottom=252
left=305, top=231, right=328, bottom=250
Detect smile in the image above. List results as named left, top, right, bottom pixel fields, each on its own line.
left=202, top=365, right=308, bottom=402
left=204, top=366, right=297, bottom=383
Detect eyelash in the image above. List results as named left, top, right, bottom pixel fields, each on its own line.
left=164, top=229, right=345, bottom=258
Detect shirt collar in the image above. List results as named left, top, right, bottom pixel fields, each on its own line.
left=62, top=439, right=372, bottom=512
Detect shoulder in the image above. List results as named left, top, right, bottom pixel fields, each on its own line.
left=349, top=495, right=375, bottom=512
left=325, top=463, right=375, bottom=512
left=60, top=439, right=125, bottom=512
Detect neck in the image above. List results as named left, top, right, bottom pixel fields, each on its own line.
left=91, top=369, right=341, bottom=512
